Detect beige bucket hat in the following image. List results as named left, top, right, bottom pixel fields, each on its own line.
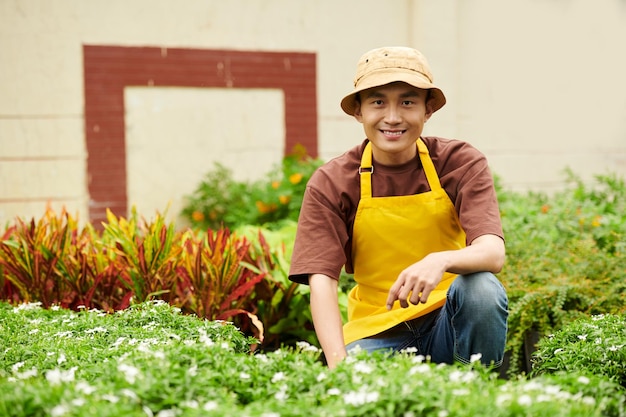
left=340, top=46, right=446, bottom=116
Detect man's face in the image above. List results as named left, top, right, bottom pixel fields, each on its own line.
left=354, top=82, right=433, bottom=166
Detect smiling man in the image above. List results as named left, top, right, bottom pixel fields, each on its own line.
left=289, top=46, right=508, bottom=370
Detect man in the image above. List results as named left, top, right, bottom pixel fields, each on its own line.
left=289, top=46, right=508, bottom=369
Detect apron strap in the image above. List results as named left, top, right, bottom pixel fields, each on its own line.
left=359, top=138, right=442, bottom=198
left=359, top=142, right=374, bottom=199
left=417, top=138, right=443, bottom=192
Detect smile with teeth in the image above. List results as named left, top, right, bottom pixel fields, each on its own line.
left=382, top=130, right=405, bottom=137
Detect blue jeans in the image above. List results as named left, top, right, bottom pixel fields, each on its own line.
left=345, top=272, right=508, bottom=367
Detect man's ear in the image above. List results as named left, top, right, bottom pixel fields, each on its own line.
left=424, top=92, right=435, bottom=121
left=353, top=101, right=363, bottom=122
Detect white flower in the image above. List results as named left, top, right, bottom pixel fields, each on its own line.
left=316, top=372, right=327, bottom=382
left=582, top=396, right=596, bottom=406
left=347, top=344, right=363, bottom=355
left=577, top=334, right=587, bottom=341
left=517, top=394, right=533, bottom=406
left=344, top=390, right=378, bottom=406
left=57, top=353, right=66, bottom=364
left=353, top=361, right=373, bottom=374
left=28, top=329, right=39, bottom=335
left=156, top=410, right=176, bottom=417
left=71, top=398, right=86, bottom=407
left=438, top=411, right=449, bottom=417
left=239, top=372, right=251, bottom=380
left=45, top=367, right=77, bottom=385
left=544, top=385, right=561, bottom=395
left=14, top=302, right=42, bottom=311
left=409, top=364, right=431, bottom=375
left=16, top=368, right=38, bottom=379
left=180, top=400, right=199, bottom=409
left=121, top=389, right=139, bottom=401
left=411, top=355, right=426, bottom=363
left=271, top=372, right=286, bottom=383
left=327, top=388, right=341, bottom=396
left=608, top=345, right=623, bottom=352
left=577, top=376, right=590, bottom=385
left=296, top=341, right=320, bottom=352
left=118, top=363, right=141, bottom=384
left=553, top=348, right=564, bottom=354
left=11, top=361, right=25, bottom=373
left=203, top=401, right=218, bottom=411
left=496, top=393, right=512, bottom=406
left=111, top=337, right=126, bottom=348
left=102, top=394, right=119, bottom=403
left=200, top=336, right=215, bottom=347
left=85, top=327, right=108, bottom=334
left=448, top=370, right=476, bottom=383
left=75, top=381, right=97, bottom=395
left=401, top=347, right=418, bottom=354
left=469, top=353, right=482, bottom=363
left=274, top=386, right=288, bottom=401
left=50, top=404, right=69, bottom=417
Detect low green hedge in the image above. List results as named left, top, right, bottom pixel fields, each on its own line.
left=1, top=301, right=624, bottom=417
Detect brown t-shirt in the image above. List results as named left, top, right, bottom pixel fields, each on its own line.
left=288, top=136, right=504, bottom=285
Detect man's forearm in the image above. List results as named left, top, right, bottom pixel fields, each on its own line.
left=309, top=273, right=347, bottom=368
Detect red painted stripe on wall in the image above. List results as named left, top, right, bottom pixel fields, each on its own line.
left=83, top=45, right=317, bottom=226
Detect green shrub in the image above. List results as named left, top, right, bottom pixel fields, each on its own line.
left=531, top=314, right=626, bottom=388
left=181, top=146, right=323, bottom=230
left=0, top=208, right=308, bottom=351
left=497, top=171, right=626, bottom=375
left=1, top=301, right=624, bottom=417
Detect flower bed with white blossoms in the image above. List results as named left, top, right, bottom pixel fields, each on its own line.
left=1, top=301, right=624, bottom=417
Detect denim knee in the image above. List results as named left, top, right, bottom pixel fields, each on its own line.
left=449, top=272, right=508, bottom=314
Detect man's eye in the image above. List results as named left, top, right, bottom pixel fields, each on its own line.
left=373, top=100, right=384, bottom=105
left=402, top=100, right=414, bottom=106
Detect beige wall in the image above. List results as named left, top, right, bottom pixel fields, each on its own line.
left=1, top=0, right=625, bottom=226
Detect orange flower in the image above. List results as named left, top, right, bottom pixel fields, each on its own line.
left=256, top=201, right=269, bottom=214
left=256, top=201, right=278, bottom=214
left=191, top=211, right=205, bottom=222
left=289, top=173, right=303, bottom=185
left=279, top=195, right=291, bottom=205
left=592, top=216, right=602, bottom=227
left=541, top=204, right=550, bottom=214
left=271, top=181, right=281, bottom=189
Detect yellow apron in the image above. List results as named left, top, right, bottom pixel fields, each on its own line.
left=344, top=138, right=467, bottom=345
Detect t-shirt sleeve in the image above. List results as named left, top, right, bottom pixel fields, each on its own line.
left=288, top=170, right=351, bottom=285
left=438, top=142, right=504, bottom=244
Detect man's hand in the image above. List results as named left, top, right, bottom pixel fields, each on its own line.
left=386, top=252, right=447, bottom=310
left=385, top=234, right=506, bottom=310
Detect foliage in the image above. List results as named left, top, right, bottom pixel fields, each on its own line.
left=497, top=171, right=626, bottom=375
left=1, top=301, right=624, bottom=417
left=0, top=209, right=125, bottom=311
left=235, top=223, right=317, bottom=349
left=0, top=208, right=292, bottom=350
left=181, top=145, right=323, bottom=230
left=531, top=314, right=626, bottom=388
left=102, top=207, right=181, bottom=308
left=176, top=227, right=267, bottom=341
